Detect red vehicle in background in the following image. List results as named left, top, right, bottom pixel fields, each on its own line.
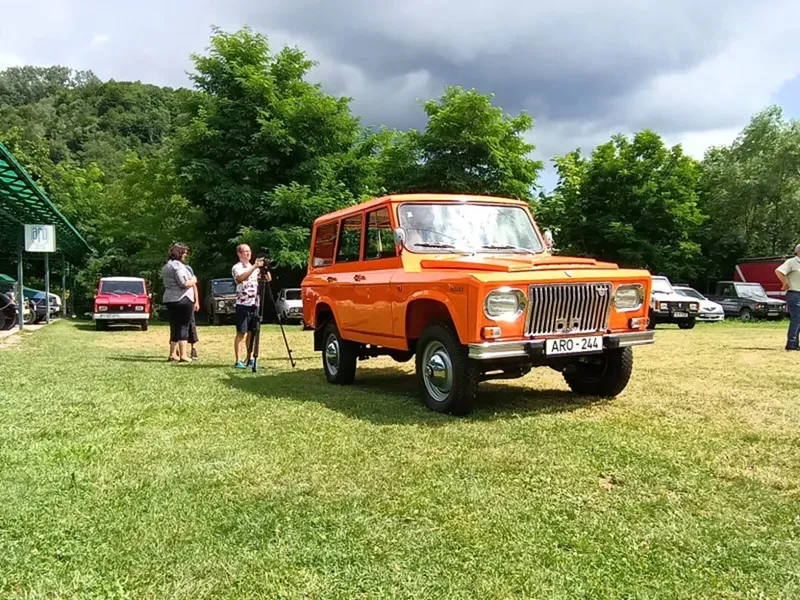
left=734, top=256, right=789, bottom=300
left=93, top=276, right=151, bottom=331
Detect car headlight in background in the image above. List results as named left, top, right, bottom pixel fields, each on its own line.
left=689, top=303, right=699, bottom=312
left=98, top=305, right=108, bottom=312
left=484, top=287, right=527, bottom=321
left=613, top=284, right=644, bottom=311
left=218, top=300, right=226, bottom=309
left=135, top=305, right=144, bottom=312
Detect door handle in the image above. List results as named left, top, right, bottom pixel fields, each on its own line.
left=354, top=274, right=366, bottom=282
left=326, top=276, right=337, bottom=283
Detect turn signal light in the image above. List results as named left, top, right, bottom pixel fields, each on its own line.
left=629, top=317, right=645, bottom=329
left=482, top=326, right=502, bottom=339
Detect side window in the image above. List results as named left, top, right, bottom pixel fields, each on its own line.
left=336, top=214, right=363, bottom=263
left=365, top=207, right=396, bottom=260
left=312, top=221, right=338, bottom=268
left=722, top=285, right=734, bottom=297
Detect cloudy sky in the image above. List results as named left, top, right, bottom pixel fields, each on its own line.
left=2, top=0, right=800, bottom=189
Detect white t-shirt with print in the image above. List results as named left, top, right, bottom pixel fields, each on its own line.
left=231, top=261, right=260, bottom=307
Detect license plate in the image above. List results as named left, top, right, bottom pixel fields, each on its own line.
left=545, top=335, right=603, bottom=355
left=673, top=311, right=688, bottom=318
left=768, top=311, right=778, bottom=316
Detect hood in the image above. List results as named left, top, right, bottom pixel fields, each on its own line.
left=419, top=254, right=618, bottom=273
left=651, top=291, right=694, bottom=303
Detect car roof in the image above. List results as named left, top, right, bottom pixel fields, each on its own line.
left=100, top=277, right=145, bottom=282
left=313, top=193, right=529, bottom=225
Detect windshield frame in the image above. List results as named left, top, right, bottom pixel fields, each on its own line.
left=396, top=201, right=545, bottom=255
left=651, top=277, right=674, bottom=295
left=734, top=282, right=768, bottom=299
left=100, top=280, right=145, bottom=295
left=212, top=279, right=237, bottom=295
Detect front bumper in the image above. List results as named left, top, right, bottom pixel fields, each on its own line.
left=697, top=312, right=724, bottom=322
left=468, top=331, right=655, bottom=360
left=94, top=313, right=150, bottom=320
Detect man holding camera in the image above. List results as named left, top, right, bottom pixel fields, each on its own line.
left=232, top=244, right=271, bottom=368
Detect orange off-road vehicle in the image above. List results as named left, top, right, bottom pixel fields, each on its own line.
left=301, top=194, right=654, bottom=415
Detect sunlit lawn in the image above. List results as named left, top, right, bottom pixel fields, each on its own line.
left=1, top=318, right=799, bottom=599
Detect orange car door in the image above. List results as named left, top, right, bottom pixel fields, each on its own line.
left=350, top=206, right=401, bottom=340
left=329, top=213, right=363, bottom=333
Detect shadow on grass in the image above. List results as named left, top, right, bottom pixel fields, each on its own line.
left=223, top=366, right=592, bottom=426
left=73, top=321, right=168, bottom=332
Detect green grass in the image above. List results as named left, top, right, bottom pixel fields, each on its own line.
left=1, top=319, right=799, bottom=599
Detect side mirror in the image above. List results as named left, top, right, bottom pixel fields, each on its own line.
left=543, top=229, right=554, bottom=250
left=393, top=227, right=406, bottom=249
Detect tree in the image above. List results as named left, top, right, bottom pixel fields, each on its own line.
left=699, top=106, right=800, bottom=281
left=174, top=27, right=365, bottom=266
left=538, top=130, right=706, bottom=280
left=377, top=86, right=542, bottom=200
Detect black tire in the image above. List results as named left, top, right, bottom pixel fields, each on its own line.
left=678, top=318, right=695, bottom=330
left=141, top=321, right=149, bottom=332
left=739, top=307, right=753, bottom=322
left=322, top=320, right=357, bottom=385
left=0, top=311, right=9, bottom=331
left=647, top=311, right=656, bottom=330
left=95, top=321, right=107, bottom=331
left=415, top=324, right=478, bottom=415
left=563, top=347, right=633, bottom=397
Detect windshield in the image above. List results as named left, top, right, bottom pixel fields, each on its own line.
left=735, top=283, right=768, bottom=300
left=213, top=280, right=236, bottom=295
left=675, top=287, right=705, bottom=301
left=651, top=278, right=673, bottom=294
left=285, top=289, right=301, bottom=300
left=100, top=280, right=145, bottom=295
left=398, top=203, right=544, bottom=254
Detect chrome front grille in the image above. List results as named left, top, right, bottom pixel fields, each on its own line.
left=525, top=282, right=612, bottom=336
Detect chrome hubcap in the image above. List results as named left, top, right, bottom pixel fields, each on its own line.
left=325, top=335, right=340, bottom=376
left=422, top=341, right=453, bottom=402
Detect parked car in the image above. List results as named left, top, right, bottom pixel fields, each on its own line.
left=275, top=288, right=303, bottom=324
left=204, top=277, right=237, bottom=325
left=706, top=281, right=787, bottom=321
left=26, top=290, right=61, bottom=322
left=301, top=193, right=655, bottom=415
left=648, top=276, right=700, bottom=329
left=93, top=276, right=151, bottom=331
left=673, top=285, right=725, bottom=322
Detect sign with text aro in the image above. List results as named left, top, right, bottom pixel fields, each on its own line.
left=24, top=224, right=56, bottom=252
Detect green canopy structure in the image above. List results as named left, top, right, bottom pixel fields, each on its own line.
left=0, top=142, right=93, bottom=329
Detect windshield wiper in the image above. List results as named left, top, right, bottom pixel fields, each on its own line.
left=415, top=242, right=456, bottom=249
left=481, top=244, right=534, bottom=253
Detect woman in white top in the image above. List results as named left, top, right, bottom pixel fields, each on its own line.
left=161, top=243, right=197, bottom=362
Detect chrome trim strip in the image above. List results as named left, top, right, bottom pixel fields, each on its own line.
left=605, top=331, right=655, bottom=347
left=468, top=330, right=654, bottom=359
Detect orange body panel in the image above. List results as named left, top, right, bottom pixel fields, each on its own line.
left=302, top=194, right=652, bottom=350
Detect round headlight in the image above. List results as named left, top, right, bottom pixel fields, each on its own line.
left=484, top=288, right=527, bottom=321
left=218, top=300, right=226, bottom=309
left=613, top=284, right=643, bottom=311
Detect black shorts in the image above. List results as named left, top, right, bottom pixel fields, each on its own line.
left=235, top=304, right=258, bottom=334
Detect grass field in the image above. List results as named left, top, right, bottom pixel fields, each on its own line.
left=1, top=319, right=799, bottom=599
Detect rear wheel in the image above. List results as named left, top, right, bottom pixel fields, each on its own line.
left=415, top=324, right=478, bottom=415
left=563, top=347, right=633, bottom=397
left=322, top=320, right=357, bottom=384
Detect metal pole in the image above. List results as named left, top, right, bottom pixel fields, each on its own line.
left=17, top=229, right=24, bottom=330
left=62, top=253, right=67, bottom=320
left=45, top=252, right=51, bottom=324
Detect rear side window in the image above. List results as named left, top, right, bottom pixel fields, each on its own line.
left=365, top=207, right=396, bottom=260
left=312, top=222, right=338, bottom=267
left=336, top=215, right=363, bottom=263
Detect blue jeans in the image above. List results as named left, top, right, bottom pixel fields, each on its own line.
left=787, top=291, right=800, bottom=349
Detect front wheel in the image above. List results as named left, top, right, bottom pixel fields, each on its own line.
left=416, top=324, right=478, bottom=415
left=141, top=321, right=149, bottom=332
left=563, top=347, right=633, bottom=397
left=95, top=320, right=107, bottom=331
left=678, top=318, right=695, bottom=330
left=739, top=307, right=753, bottom=322
left=322, top=321, right=357, bottom=384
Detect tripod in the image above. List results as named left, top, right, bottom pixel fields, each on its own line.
left=246, top=264, right=296, bottom=372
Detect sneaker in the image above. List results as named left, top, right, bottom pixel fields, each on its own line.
left=786, top=346, right=800, bottom=352
left=191, top=347, right=198, bottom=360
left=235, top=361, right=247, bottom=369
left=247, top=359, right=255, bottom=367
